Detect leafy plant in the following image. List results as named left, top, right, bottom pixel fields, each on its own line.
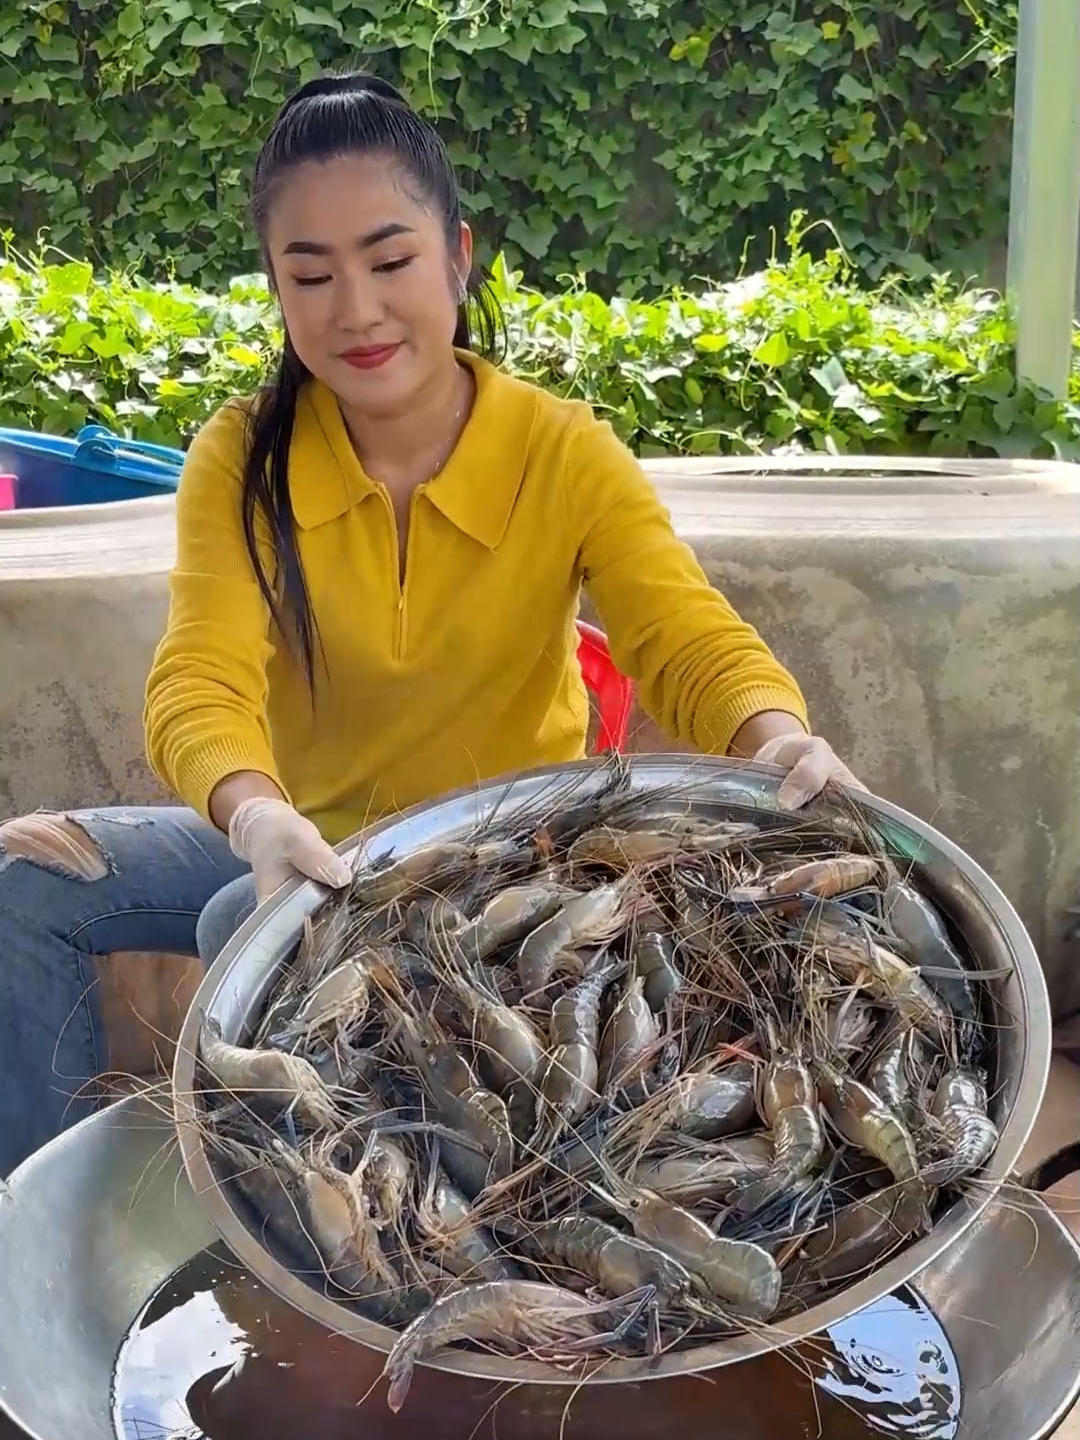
left=3, top=223, right=1077, bottom=461
left=0, top=240, right=280, bottom=445
left=0, top=0, right=1017, bottom=293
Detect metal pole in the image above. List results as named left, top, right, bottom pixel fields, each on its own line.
left=1006, top=0, right=1080, bottom=399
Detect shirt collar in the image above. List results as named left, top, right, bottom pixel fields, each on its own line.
left=289, top=351, right=539, bottom=548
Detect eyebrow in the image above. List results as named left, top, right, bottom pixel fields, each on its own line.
left=282, top=223, right=415, bottom=257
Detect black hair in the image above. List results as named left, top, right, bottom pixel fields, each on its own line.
left=241, top=72, right=504, bottom=688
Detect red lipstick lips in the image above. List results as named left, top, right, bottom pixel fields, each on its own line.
left=340, top=343, right=402, bottom=370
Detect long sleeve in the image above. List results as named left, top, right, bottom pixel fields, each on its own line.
left=566, top=413, right=809, bottom=755
left=143, top=401, right=286, bottom=822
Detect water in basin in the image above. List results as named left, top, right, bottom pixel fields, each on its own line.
left=113, top=1245, right=960, bottom=1440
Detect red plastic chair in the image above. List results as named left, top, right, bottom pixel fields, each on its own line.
left=576, top=620, right=635, bottom=753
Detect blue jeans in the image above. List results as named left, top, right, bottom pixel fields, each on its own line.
left=0, top=806, right=257, bottom=1176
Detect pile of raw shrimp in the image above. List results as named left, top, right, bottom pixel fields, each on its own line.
left=192, top=762, right=1000, bottom=1411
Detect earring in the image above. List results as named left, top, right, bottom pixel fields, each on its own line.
left=456, top=274, right=468, bottom=303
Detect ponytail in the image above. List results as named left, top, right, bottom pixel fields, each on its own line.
left=241, top=338, right=321, bottom=689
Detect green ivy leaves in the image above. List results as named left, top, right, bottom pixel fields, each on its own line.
left=0, top=0, right=1017, bottom=293
left=3, top=224, right=1077, bottom=461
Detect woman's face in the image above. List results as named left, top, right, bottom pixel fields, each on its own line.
left=264, top=152, right=472, bottom=416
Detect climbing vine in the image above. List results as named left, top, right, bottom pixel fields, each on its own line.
left=0, top=1, right=1017, bottom=291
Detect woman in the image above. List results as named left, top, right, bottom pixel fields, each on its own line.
left=0, top=73, right=860, bottom=1176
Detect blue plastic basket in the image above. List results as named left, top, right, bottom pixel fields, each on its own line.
left=0, top=425, right=185, bottom=509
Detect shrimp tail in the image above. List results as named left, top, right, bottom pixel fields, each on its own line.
left=384, top=1342, right=420, bottom=1414
left=729, top=1168, right=793, bottom=1219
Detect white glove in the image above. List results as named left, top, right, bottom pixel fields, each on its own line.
left=753, top=733, right=867, bottom=810
left=228, top=797, right=352, bottom=902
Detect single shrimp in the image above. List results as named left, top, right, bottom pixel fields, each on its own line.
left=808, top=916, right=954, bottom=1044
left=817, top=1061, right=930, bottom=1229
left=269, top=1139, right=409, bottom=1321
left=568, top=818, right=758, bottom=868
left=356, top=837, right=531, bottom=907
left=883, top=881, right=978, bottom=1022
left=768, top=854, right=880, bottom=901
left=440, top=1085, right=515, bottom=1196
left=507, top=1214, right=711, bottom=1350
left=568, top=825, right=686, bottom=868
left=524, top=751, right=634, bottom=852
left=517, top=877, right=637, bottom=998
left=415, top=1152, right=521, bottom=1282
left=197, top=1015, right=342, bottom=1131
left=381, top=1280, right=620, bottom=1412
left=619, top=810, right=758, bottom=843
left=665, top=1062, right=758, bottom=1140
left=255, top=908, right=347, bottom=1041
left=631, top=926, right=683, bottom=1012
left=730, top=1048, right=824, bottom=1216
left=919, top=1065, right=998, bottom=1187
left=730, top=855, right=880, bottom=914
left=265, top=951, right=382, bottom=1050
left=532, top=962, right=620, bottom=1142
left=458, top=881, right=578, bottom=961
left=865, top=1025, right=933, bottom=1122
left=633, top=1137, right=773, bottom=1206
left=432, top=938, right=546, bottom=1099
left=206, top=1128, right=317, bottom=1264
left=599, top=975, right=660, bottom=1091
left=314, top=1129, right=423, bottom=1285
left=786, top=1191, right=911, bottom=1291
left=473, top=997, right=547, bottom=1098
left=601, top=1185, right=782, bottom=1320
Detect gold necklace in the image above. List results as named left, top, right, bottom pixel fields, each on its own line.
left=428, top=372, right=472, bottom=482
left=429, top=401, right=466, bottom=481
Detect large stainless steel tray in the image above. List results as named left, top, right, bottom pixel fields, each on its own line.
left=173, top=756, right=1053, bottom=1388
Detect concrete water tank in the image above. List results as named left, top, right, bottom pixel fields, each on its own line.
left=1, top=456, right=1078, bottom=1018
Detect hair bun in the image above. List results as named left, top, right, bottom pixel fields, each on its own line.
left=278, top=72, right=410, bottom=119
left=345, top=73, right=409, bottom=105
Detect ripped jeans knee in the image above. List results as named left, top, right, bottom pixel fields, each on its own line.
left=0, top=805, right=245, bottom=956
left=0, top=812, right=117, bottom=881
left=0, top=804, right=245, bottom=1172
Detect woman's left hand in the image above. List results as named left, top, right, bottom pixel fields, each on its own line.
left=752, top=732, right=867, bottom=810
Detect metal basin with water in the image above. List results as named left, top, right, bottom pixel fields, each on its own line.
left=0, top=1092, right=1078, bottom=1440
left=175, top=756, right=1053, bottom=1388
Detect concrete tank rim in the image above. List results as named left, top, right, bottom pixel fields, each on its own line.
left=1, top=458, right=1079, bottom=583
left=0, top=494, right=178, bottom=581
left=0, top=492, right=178, bottom=530
left=641, top=453, right=1080, bottom=486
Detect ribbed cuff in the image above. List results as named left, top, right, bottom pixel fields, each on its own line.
left=698, top=683, right=811, bottom=757
left=172, top=734, right=289, bottom=824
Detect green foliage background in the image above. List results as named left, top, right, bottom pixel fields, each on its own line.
left=5, top=224, right=1078, bottom=461
left=0, top=0, right=1016, bottom=293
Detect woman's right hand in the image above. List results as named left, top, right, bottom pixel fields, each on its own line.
left=227, top=796, right=352, bottom=901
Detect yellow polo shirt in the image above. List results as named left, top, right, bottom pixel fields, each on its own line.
left=144, top=351, right=808, bottom=843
